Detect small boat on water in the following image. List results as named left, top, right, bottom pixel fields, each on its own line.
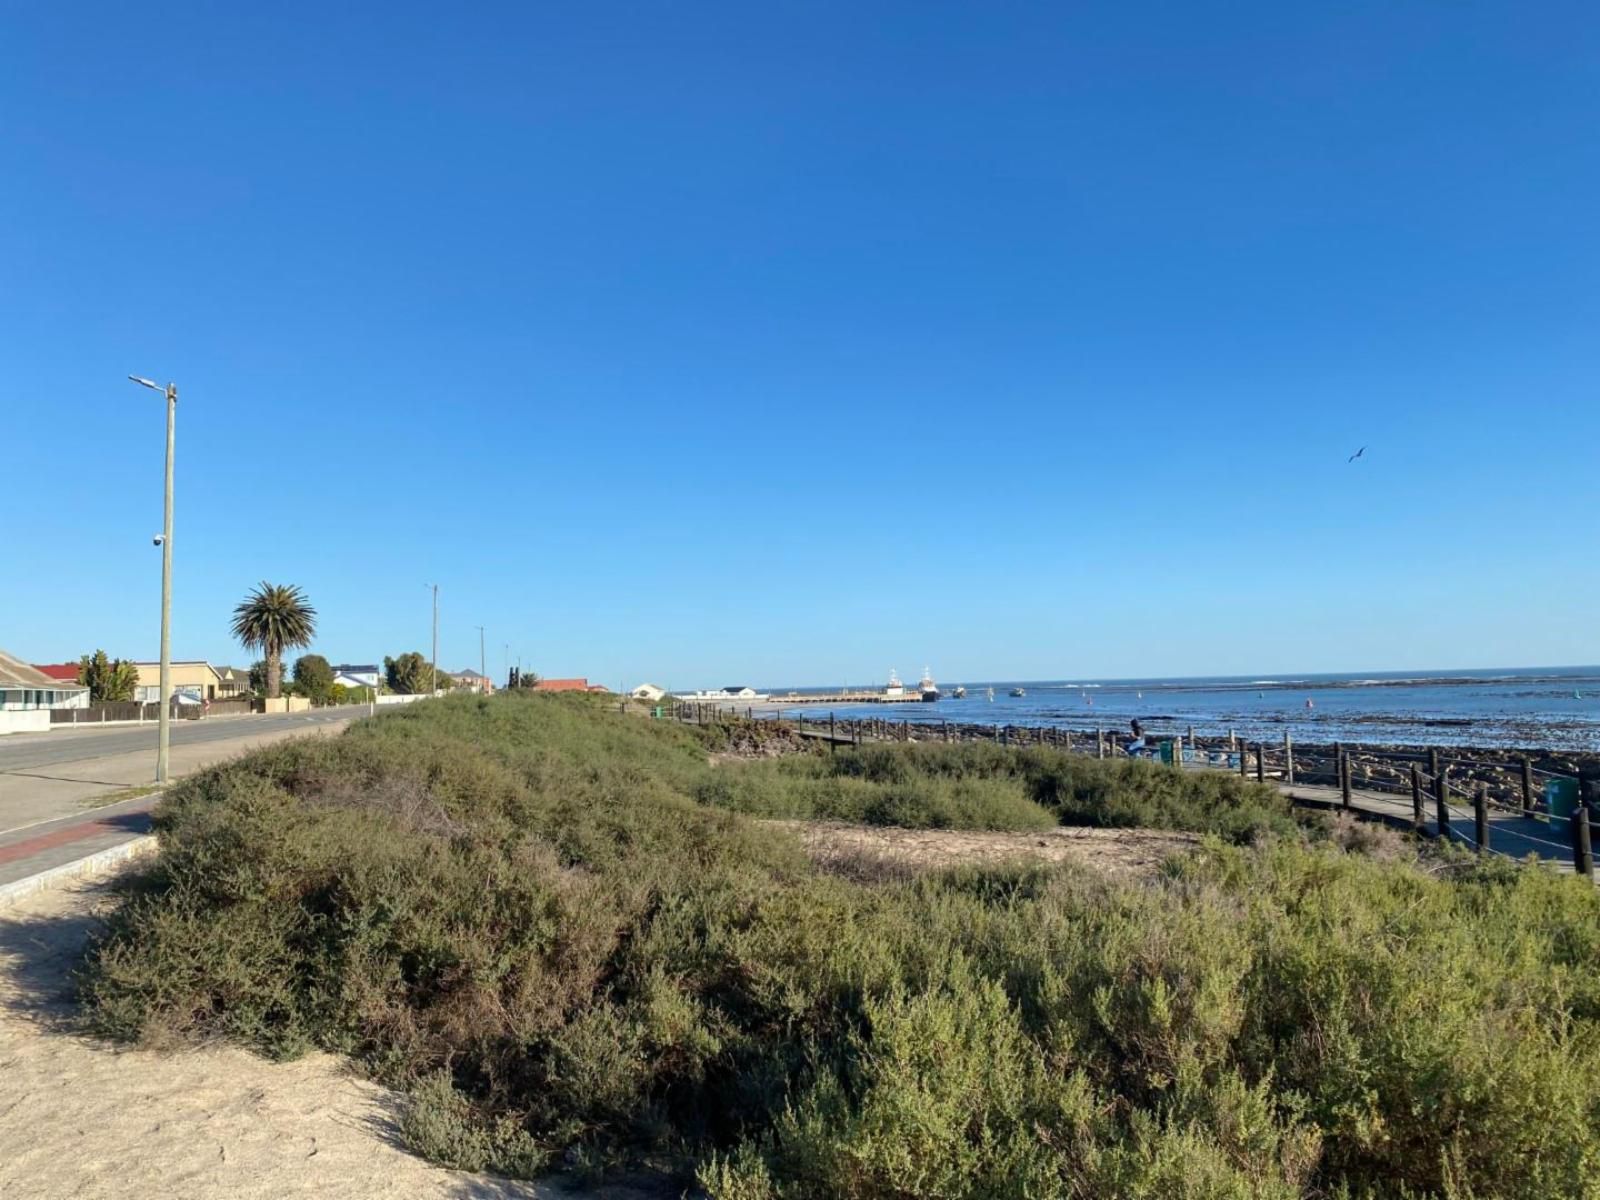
left=951, top=686, right=967, bottom=699
left=986, top=687, right=995, bottom=702
left=1010, top=687, right=1026, bottom=698
left=919, top=667, right=940, bottom=702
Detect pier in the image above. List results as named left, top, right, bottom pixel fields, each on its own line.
left=767, top=690, right=929, bottom=705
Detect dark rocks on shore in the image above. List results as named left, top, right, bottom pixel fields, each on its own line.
left=869, top=718, right=1591, bottom=810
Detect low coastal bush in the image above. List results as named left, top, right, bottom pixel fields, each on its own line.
left=701, top=740, right=1297, bottom=842
left=77, top=695, right=1600, bottom=1198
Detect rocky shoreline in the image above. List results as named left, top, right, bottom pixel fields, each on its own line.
left=808, top=714, right=1598, bottom=810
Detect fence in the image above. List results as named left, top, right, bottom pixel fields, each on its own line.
left=50, top=701, right=200, bottom=724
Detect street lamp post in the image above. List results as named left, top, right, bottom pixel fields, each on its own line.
left=427, top=583, right=439, bottom=694
left=129, top=375, right=175, bottom=784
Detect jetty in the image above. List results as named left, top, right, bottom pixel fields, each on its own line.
left=767, top=689, right=927, bottom=705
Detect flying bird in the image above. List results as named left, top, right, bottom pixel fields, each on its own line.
left=1347, top=446, right=1366, bottom=463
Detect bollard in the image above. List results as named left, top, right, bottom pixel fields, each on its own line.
left=942, top=719, right=949, bottom=743
left=1256, top=743, right=1265, bottom=784
left=1410, top=765, right=1424, bottom=831
left=1187, top=725, right=1195, bottom=746
left=1474, top=784, right=1490, bottom=854
left=1333, top=742, right=1343, bottom=786
left=1239, top=743, right=1248, bottom=778
left=1340, top=752, right=1352, bottom=808
left=1435, top=768, right=1450, bottom=841
left=1284, top=732, right=1294, bottom=785
left=1429, top=747, right=1440, bottom=780
left=1229, top=728, right=1236, bottom=750
left=1097, top=728, right=1105, bottom=759
left=1063, top=730, right=1073, bottom=753
left=1521, top=757, right=1535, bottom=817
left=1575, top=805, right=1594, bottom=879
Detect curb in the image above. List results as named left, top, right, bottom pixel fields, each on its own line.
left=0, top=835, right=159, bottom=909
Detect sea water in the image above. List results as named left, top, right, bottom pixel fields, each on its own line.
left=769, top=667, right=1600, bottom=751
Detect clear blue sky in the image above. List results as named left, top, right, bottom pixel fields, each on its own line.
left=4, top=1, right=1597, bottom=688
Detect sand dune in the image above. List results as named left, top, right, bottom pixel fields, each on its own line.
left=0, top=880, right=665, bottom=1200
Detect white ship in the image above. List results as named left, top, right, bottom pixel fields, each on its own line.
left=919, top=667, right=940, bottom=702
left=884, top=669, right=905, bottom=699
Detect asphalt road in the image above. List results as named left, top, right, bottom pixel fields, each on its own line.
left=0, top=709, right=361, bottom=774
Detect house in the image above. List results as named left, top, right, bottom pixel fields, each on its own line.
left=1, top=649, right=89, bottom=733
left=33, top=662, right=82, bottom=685
left=532, top=677, right=593, bottom=693
left=450, top=669, right=493, bottom=695
left=332, top=664, right=381, bottom=690
left=132, top=660, right=222, bottom=703
left=214, top=666, right=251, bottom=697
left=629, top=683, right=666, bottom=702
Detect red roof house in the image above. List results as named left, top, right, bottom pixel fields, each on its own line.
left=533, top=678, right=592, bottom=693
left=33, top=663, right=81, bottom=683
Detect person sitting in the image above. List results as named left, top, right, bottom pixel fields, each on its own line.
left=1125, top=719, right=1148, bottom=758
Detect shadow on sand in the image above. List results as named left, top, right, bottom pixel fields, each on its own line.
left=0, top=872, right=685, bottom=1200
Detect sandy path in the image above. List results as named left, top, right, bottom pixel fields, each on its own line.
left=0, top=880, right=668, bottom=1200
left=776, top=820, right=1199, bottom=880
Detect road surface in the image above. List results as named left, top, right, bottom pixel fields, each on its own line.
left=0, top=709, right=360, bottom=835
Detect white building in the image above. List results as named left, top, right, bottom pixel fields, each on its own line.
left=630, top=683, right=667, bottom=702
left=1, top=648, right=90, bottom=734
left=675, top=685, right=768, bottom=702
left=332, top=664, right=382, bottom=690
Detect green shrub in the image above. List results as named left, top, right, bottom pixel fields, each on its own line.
left=76, top=695, right=1600, bottom=1197
left=698, top=741, right=1295, bottom=842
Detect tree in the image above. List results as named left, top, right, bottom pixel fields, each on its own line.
left=293, top=654, right=335, bottom=705
left=248, top=660, right=271, bottom=696
left=507, top=667, right=541, bottom=689
left=385, top=652, right=431, bottom=695
left=230, top=582, right=317, bottom=699
left=77, top=650, right=138, bottom=702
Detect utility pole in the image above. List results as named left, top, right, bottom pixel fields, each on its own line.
left=129, top=376, right=175, bottom=784
left=475, top=625, right=486, bottom=694
left=428, top=583, right=439, bottom=695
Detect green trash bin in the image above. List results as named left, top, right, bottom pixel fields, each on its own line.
left=1546, top=777, right=1579, bottom=821
left=1158, top=739, right=1177, bottom=766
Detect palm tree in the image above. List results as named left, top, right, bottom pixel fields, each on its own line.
left=231, top=582, right=317, bottom=699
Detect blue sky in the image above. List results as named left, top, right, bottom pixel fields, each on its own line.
left=4, top=1, right=1598, bottom=687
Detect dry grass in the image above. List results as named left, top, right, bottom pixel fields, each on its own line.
left=774, top=820, right=1199, bottom=883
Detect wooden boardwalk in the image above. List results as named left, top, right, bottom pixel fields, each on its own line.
left=1271, top=778, right=1579, bottom=869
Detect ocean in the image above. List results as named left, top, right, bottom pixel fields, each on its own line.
left=767, top=667, right=1600, bottom=751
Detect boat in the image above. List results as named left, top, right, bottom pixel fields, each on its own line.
left=919, top=667, right=940, bottom=702
left=1009, top=687, right=1025, bottom=698
left=986, top=687, right=995, bottom=702
left=951, top=686, right=967, bottom=699
left=884, top=669, right=905, bottom=699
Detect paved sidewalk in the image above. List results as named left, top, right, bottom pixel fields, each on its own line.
left=0, top=794, right=162, bottom=892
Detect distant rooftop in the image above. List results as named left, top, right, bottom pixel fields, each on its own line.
left=1, top=649, right=87, bottom=691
